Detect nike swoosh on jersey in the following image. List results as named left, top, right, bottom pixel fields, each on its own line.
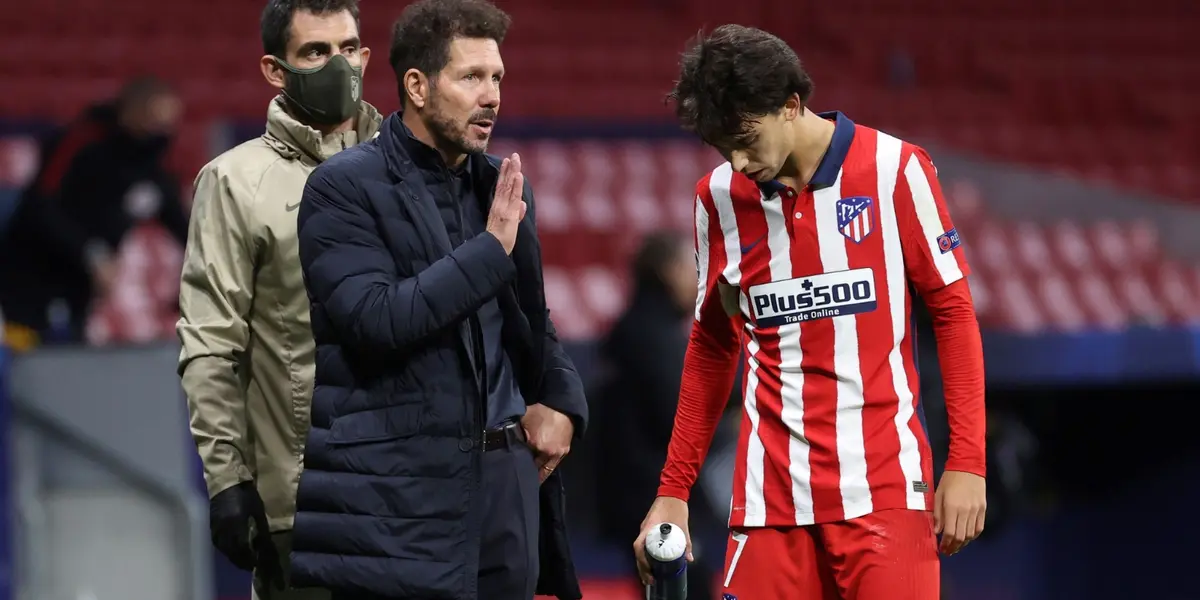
left=740, top=234, right=766, bottom=254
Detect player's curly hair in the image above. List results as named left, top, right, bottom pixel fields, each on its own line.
left=261, top=0, right=361, bottom=58
left=667, top=25, right=815, bottom=147
left=389, top=0, right=512, bottom=107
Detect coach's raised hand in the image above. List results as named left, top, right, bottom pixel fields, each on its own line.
left=633, top=496, right=693, bottom=586
left=486, top=153, right=527, bottom=255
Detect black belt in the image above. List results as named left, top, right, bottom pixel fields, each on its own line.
left=482, top=421, right=526, bottom=452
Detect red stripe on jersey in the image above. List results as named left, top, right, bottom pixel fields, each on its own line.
left=907, top=286, right=936, bottom=496
left=838, top=127, right=910, bottom=510
left=786, top=182, right=844, bottom=523
left=891, top=245, right=937, bottom=500
left=902, top=287, right=936, bottom=497
left=732, top=349, right=752, bottom=522
left=729, top=174, right=797, bottom=525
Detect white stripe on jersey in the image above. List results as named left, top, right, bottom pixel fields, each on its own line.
left=709, top=164, right=768, bottom=526
left=711, top=164, right=742, bottom=288
left=812, top=173, right=872, bottom=520
left=905, top=154, right=963, bottom=286
left=693, top=194, right=710, bottom=322
left=759, top=186, right=815, bottom=523
left=877, top=134, right=928, bottom=511
left=740, top=335, right=767, bottom=527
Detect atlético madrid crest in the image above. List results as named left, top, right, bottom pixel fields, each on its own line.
left=836, top=196, right=874, bottom=244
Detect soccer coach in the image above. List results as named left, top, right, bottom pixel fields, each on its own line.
left=287, top=1, right=588, bottom=599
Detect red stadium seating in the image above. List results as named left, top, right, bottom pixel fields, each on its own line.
left=2, top=3, right=1197, bottom=342
left=29, top=138, right=1187, bottom=344
left=1, top=0, right=1196, bottom=202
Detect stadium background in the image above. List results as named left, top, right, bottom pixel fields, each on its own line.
left=1, top=0, right=1199, bottom=598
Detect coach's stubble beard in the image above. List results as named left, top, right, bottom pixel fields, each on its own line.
left=425, top=94, right=494, bottom=157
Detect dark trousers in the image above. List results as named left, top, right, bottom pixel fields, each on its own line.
left=478, top=439, right=541, bottom=599
left=331, top=438, right=541, bottom=600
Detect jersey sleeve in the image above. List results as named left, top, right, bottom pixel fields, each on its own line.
left=657, top=175, right=742, bottom=502
left=894, top=146, right=971, bottom=295
left=895, top=147, right=987, bottom=477
left=923, top=279, right=987, bottom=477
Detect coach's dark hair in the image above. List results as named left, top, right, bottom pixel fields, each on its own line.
left=260, top=0, right=361, bottom=58
left=389, top=0, right=512, bottom=107
left=668, top=25, right=815, bottom=146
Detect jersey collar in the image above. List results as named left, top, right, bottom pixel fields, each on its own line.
left=757, top=110, right=855, bottom=196
left=810, top=111, right=855, bottom=188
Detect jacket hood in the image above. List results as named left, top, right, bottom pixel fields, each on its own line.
left=263, top=95, right=382, bottom=164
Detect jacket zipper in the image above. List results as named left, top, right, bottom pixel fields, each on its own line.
left=448, top=167, right=487, bottom=600
left=447, top=169, right=487, bottom=429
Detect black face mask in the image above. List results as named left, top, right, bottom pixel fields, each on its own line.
left=274, top=54, right=364, bottom=126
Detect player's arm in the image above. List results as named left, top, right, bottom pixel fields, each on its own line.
left=895, top=146, right=986, bottom=478
left=657, top=180, right=742, bottom=501
left=175, top=164, right=259, bottom=500
left=635, top=176, right=741, bottom=584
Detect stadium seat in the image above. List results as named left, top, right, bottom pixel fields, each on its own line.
left=4, top=0, right=1195, bottom=201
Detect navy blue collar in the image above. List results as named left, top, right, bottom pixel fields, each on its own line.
left=379, top=112, right=500, bottom=191
left=758, top=110, right=855, bottom=195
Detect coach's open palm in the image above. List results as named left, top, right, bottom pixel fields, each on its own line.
left=633, top=496, right=693, bottom=585
left=486, top=153, right=526, bottom=255
left=934, top=470, right=987, bottom=555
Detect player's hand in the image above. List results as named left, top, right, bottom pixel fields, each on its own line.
left=633, top=496, right=693, bottom=586
left=485, top=153, right=527, bottom=255
left=934, top=470, right=986, bottom=555
left=521, top=403, right=573, bottom=482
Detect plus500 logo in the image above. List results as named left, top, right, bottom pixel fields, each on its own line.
left=748, top=268, right=878, bottom=327
left=753, top=280, right=873, bottom=314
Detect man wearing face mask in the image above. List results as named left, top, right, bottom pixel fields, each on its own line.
left=288, top=1, right=587, bottom=599
left=175, top=1, right=381, bottom=599
left=0, top=76, right=187, bottom=348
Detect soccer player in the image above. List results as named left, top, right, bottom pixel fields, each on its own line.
left=633, top=25, right=987, bottom=600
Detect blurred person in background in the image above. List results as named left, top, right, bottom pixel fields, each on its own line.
left=594, top=230, right=727, bottom=600
left=288, top=1, right=586, bottom=598
left=174, top=0, right=381, bottom=598
left=0, top=76, right=187, bottom=349
left=635, top=25, right=988, bottom=600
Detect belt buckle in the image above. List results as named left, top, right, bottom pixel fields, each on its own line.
left=482, top=421, right=522, bottom=452
left=483, top=425, right=504, bottom=452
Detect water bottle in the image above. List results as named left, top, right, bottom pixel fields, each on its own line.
left=645, top=522, right=688, bottom=600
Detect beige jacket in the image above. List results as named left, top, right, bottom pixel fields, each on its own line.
left=177, top=96, right=382, bottom=531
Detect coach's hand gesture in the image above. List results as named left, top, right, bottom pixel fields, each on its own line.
left=633, top=496, right=693, bottom=586
left=522, top=403, right=573, bottom=482
left=934, top=470, right=986, bottom=555
left=486, top=153, right=527, bottom=255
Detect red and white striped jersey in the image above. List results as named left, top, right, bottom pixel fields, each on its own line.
left=690, top=112, right=972, bottom=527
